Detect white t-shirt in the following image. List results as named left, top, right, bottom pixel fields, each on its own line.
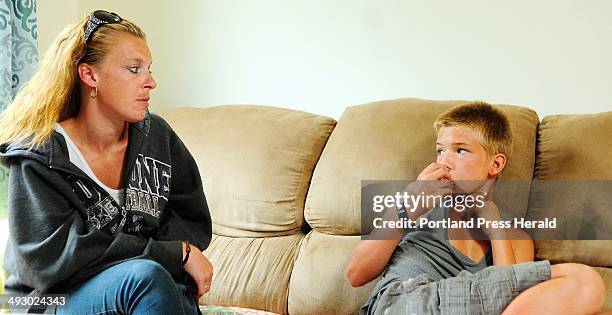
left=54, top=123, right=125, bottom=206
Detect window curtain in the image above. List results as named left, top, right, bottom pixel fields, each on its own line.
left=0, top=0, right=37, bottom=218
left=1, top=0, right=37, bottom=111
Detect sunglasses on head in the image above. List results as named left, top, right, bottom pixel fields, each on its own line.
left=84, top=10, right=122, bottom=42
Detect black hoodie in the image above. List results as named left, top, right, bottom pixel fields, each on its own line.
left=0, top=113, right=212, bottom=295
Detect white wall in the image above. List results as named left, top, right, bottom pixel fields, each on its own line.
left=37, top=0, right=79, bottom=60
left=38, top=0, right=612, bottom=119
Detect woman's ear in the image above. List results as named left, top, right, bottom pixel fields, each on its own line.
left=77, top=63, right=98, bottom=88
left=488, top=153, right=507, bottom=177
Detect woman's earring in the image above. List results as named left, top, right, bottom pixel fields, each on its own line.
left=90, top=87, right=98, bottom=98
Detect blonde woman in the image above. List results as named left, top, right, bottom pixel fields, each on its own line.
left=0, top=10, right=212, bottom=314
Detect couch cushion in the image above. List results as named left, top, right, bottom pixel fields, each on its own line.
left=533, top=112, right=612, bottom=267
left=305, top=98, right=539, bottom=235
left=594, top=267, right=612, bottom=311
left=535, top=240, right=612, bottom=267
left=201, top=233, right=304, bottom=314
left=160, top=106, right=335, bottom=237
left=288, top=231, right=377, bottom=314
left=534, top=112, right=612, bottom=180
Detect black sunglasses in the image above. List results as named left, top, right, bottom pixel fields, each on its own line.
left=84, top=10, right=122, bottom=42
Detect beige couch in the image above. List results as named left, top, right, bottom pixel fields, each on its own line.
left=0, top=98, right=609, bottom=313
left=159, top=98, right=611, bottom=314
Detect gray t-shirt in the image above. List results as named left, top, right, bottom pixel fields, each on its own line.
left=364, top=207, right=503, bottom=311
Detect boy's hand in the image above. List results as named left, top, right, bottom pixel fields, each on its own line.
left=402, top=163, right=452, bottom=214
left=470, top=200, right=506, bottom=238
left=417, top=162, right=451, bottom=181
left=470, top=200, right=502, bottom=221
left=413, top=162, right=453, bottom=197
left=466, top=182, right=499, bottom=221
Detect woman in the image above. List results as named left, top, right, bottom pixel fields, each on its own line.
left=0, top=10, right=213, bottom=314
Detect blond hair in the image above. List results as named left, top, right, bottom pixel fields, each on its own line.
left=434, top=101, right=512, bottom=157
left=0, top=13, right=145, bottom=149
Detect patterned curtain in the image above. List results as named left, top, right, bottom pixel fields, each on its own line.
left=0, top=0, right=36, bottom=218
left=0, top=0, right=37, bottom=111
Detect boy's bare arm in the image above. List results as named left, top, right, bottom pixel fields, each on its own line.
left=475, top=201, right=535, bottom=265
left=489, top=235, right=534, bottom=265
left=404, top=163, right=452, bottom=219
left=346, top=163, right=452, bottom=287
left=346, top=238, right=401, bottom=287
left=509, top=230, right=535, bottom=263
left=346, top=206, right=404, bottom=287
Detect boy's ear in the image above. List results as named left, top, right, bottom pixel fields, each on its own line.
left=488, top=153, right=507, bottom=177
left=77, top=63, right=98, bottom=89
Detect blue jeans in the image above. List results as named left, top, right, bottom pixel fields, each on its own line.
left=55, top=259, right=199, bottom=315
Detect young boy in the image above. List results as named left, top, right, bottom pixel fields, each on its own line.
left=347, top=102, right=606, bottom=315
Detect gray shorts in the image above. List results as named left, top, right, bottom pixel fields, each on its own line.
left=370, top=260, right=551, bottom=315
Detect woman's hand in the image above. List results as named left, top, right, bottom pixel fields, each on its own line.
left=183, top=243, right=214, bottom=298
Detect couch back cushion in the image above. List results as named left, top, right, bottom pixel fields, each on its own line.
left=534, top=112, right=612, bottom=180
left=533, top=112, right=612, bottom=267
left=305, top=98, right=539, bottom=235
left=161, top=106, right=336, bottom=237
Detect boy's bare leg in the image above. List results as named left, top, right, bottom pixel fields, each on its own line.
left=503, top=263, right=605, bottom=315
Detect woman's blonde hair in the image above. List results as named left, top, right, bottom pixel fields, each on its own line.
left=0, top=12, right=145, bottom=149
